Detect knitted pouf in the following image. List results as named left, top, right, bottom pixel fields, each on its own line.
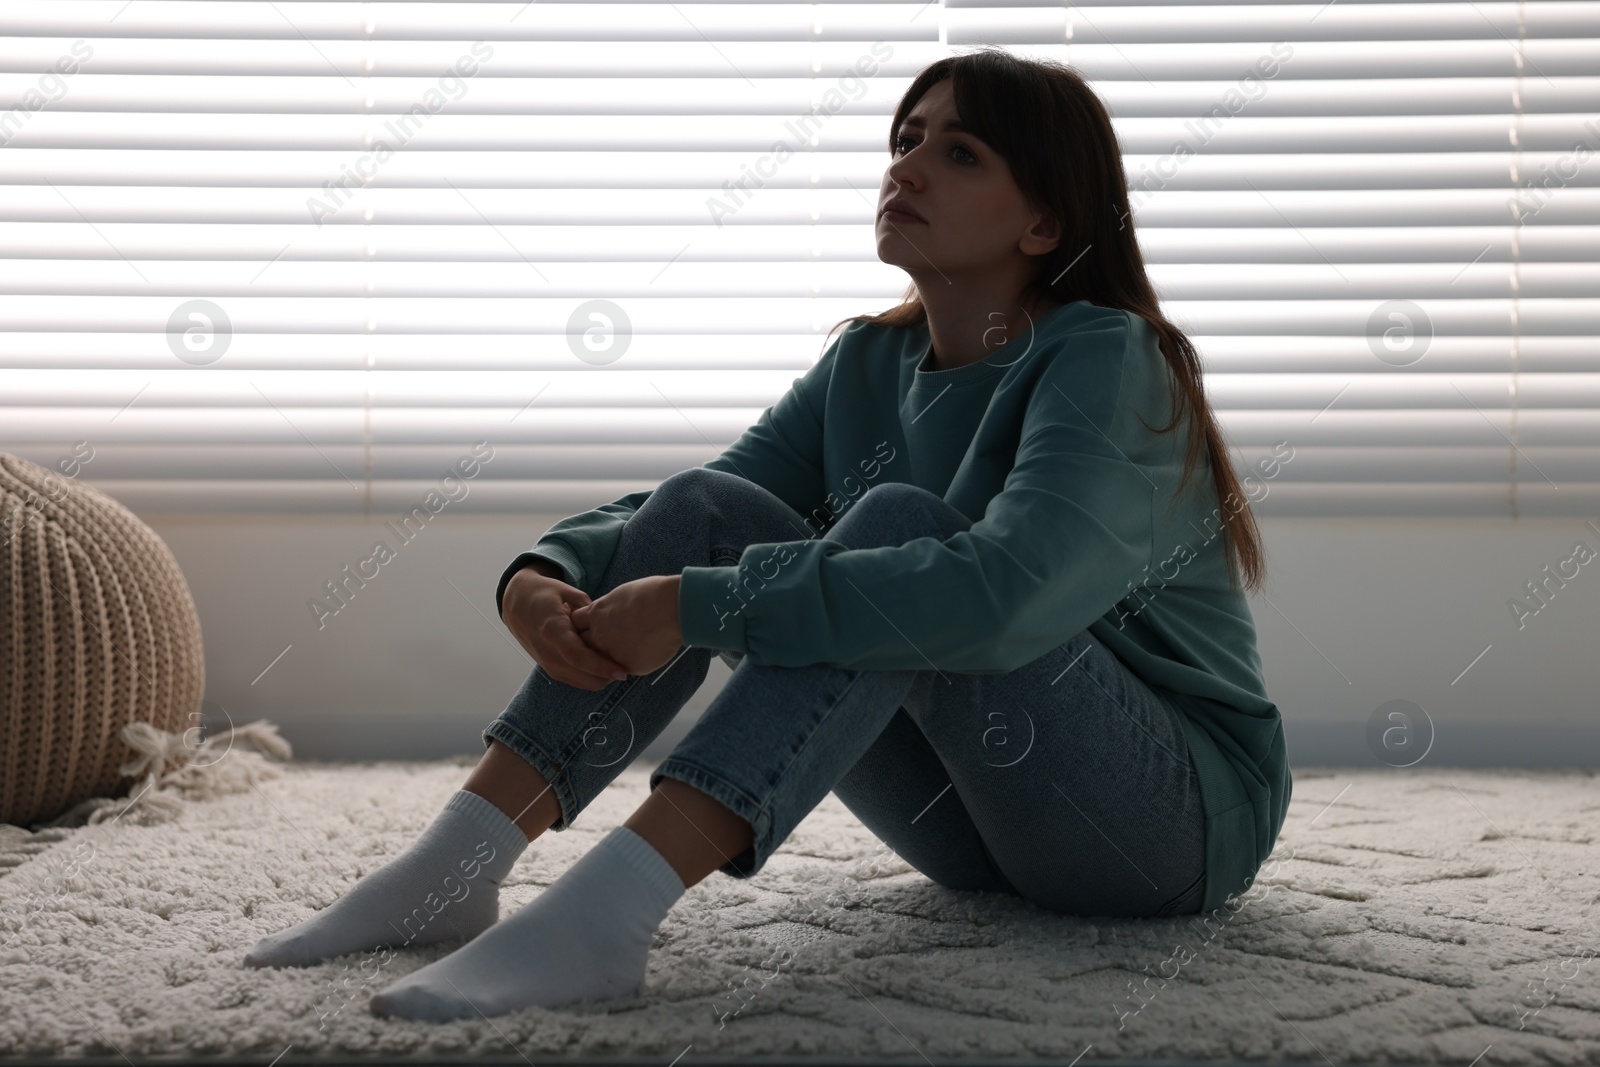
left=0, top=453, right=205, bottom=829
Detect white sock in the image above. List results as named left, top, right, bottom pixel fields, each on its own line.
left=368, top=825, right=686, bottom=1020
left=244, top=789, right=530, bottom=969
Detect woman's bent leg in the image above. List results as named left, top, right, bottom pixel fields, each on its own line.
left=821, top=487, right=1206, bottom=918
left=899, top=628, right=1209, bottom=918
left=654, top=479, right=1207, bottom=919
left=481, top=467, right=816, bottom=835
left=648, top=481, right=982, bottom=879
left=827, top=703, right=1017, bottom=894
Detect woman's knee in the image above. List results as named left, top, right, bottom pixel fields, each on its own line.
left=642, top=468, right=774, bottom=536
left=653, top=465, right=745, bottom=504
left=854, top=481, right=940, bottom=514
left=828, top=482, right=967, bottom=549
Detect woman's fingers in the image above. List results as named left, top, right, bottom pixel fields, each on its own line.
left=543, top=643, right=613, bottom=690
left=565, top=637, right=628, bottom=684
left=559, top=617, right=629, bottom=685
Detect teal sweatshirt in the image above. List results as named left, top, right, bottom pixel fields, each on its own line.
left=495, top=298, right=1292, bottom=913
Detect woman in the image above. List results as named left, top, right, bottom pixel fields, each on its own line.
left=244, top=48, right=1292, bottom=1022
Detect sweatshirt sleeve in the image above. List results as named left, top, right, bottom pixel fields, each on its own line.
left=494, top=332, right=840, bottom=618
left=676, top=313, right=1156, bottom=673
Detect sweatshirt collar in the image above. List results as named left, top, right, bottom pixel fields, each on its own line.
left=908, top=299, right=1094, bottom=388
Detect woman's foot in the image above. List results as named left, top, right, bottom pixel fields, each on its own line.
left=243, top=789, right=530, bottom=968
left=368, top=825, right=685, bottom=1020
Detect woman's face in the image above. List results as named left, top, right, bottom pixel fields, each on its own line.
left=875, top=78, right=1055, bottom=278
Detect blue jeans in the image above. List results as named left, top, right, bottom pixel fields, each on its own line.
left=483, top=467, right=1208, bottom=918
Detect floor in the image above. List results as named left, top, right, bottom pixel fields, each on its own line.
left=1, top=758, right=1596, bottom=1065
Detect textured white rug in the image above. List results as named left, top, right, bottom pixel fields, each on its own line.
left=2, top=759, right=1598, bottom=1064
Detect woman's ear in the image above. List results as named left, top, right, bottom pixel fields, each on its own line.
left=1020, top=209, right=1062, bottom=256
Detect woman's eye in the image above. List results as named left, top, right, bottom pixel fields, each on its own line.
left=892, top=135, right=977, bottom=164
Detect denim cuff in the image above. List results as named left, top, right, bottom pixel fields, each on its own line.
left=480, top=719, right=578, bottom=832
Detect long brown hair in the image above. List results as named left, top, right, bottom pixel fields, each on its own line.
left=828, top=47, right=1266, bottom=593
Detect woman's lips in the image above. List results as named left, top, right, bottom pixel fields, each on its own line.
left=881, top=208, right=926, bottom=224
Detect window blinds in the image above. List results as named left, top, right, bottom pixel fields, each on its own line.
left=0, top=1, right=1595, bottom=517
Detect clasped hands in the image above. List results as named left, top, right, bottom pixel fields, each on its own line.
left=569, top=574, right=684, bottom=678
left=501, top=565, right=686, bottom=690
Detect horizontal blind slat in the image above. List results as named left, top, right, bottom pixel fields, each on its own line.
left=35, top=479, right=1600, bottom=517
left=0, top=187, right=1597, bottom=226
left=5, top=408, right=1599, bottom=445
left=5, top=151, right=1596, bottom=188
left=0, top=297, right=1593, bottom=331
